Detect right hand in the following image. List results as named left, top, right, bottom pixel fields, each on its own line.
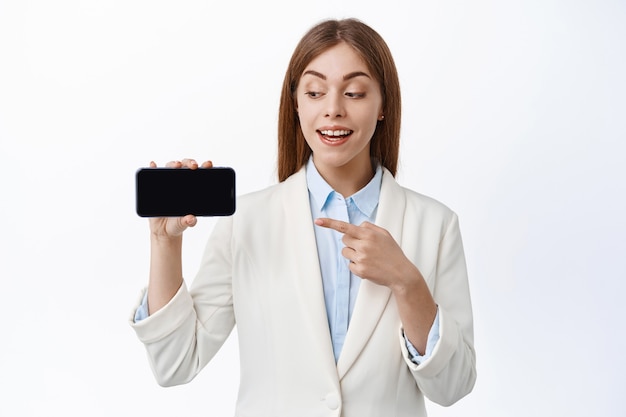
left=148, top=158, right=213, bottom=240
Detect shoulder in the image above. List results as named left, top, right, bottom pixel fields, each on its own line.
left=214, top=168, right=308, bottom=244
left=238, top=169, right=304, bottom=202
left=405, top=186, right=455, bottom=218
left=382, top=169, right=456, bottom=221
left=231, top=168, right=306, bottom=219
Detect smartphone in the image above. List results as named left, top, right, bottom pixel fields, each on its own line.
left=135, top=167, right=236, bottom=217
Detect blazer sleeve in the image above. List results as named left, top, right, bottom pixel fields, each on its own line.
left=399, top=211, right=477, bottom=406
left=129, top=216, right=236, bottom=387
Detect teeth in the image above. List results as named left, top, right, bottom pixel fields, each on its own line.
left=320, top=130, right=352, bottom=136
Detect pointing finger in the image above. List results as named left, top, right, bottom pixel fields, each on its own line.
left=315, top=218, right=363, bottom=237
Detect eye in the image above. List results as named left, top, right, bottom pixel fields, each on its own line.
left=345, top=92, right=366, bottom=99
left=305, top=91, right=323, bottom=99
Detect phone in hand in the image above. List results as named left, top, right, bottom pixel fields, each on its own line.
left=135, top=167, right=236, bottom=217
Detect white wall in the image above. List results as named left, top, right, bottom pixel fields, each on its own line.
left=1, top=1, right=624, bottom=415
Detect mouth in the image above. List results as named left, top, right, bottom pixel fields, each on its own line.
left=317, top=129, right=354, bottom=144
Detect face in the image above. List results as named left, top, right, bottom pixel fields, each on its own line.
left=295, top=42, right=383, bottom=178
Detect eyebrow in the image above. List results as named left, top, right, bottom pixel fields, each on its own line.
left=302, top=70, right=371, bottom=81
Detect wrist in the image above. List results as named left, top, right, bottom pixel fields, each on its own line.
left=391, top=265, right=436, bottom=312
left=390, top=263, right=423, bottom=296
left=150, top=232, right=183, bottom=246
left=150, top=233, right=183, bottom=261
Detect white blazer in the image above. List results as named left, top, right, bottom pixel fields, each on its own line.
left=131, top=167, right=476, bottom=417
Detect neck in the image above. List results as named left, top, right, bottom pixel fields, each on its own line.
left=314, top=157, right=375, bottom=198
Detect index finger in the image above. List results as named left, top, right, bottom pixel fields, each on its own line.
left=314, top=218, right=364, bottom=237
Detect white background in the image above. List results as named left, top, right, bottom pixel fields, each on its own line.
left=1, top=0, right=625, bottom=416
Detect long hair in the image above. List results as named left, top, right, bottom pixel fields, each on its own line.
left=277, top=18, right=401, bottom=181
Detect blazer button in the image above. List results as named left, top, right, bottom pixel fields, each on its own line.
left=324, top=393, right=340, bottom=410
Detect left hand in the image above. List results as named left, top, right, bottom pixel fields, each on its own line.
left=316, top=218, right=437, bottom=353
left=314, top=218, right=422, bottom=290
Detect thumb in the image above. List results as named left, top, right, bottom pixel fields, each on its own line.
left=167, top=215, right=197, bottom=235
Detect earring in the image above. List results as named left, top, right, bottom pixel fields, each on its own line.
left=378, top=115, right=385, bottom=121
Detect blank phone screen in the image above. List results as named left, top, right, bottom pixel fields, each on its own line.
left=135, top=167, right=236, bottom=217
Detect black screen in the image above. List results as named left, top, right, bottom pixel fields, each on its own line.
left=136, top=167, right=236, bottom=217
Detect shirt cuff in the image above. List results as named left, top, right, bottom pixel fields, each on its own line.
left=404, top=308, right=440, bottom=365
left=133, top=290, right=150, bottom=322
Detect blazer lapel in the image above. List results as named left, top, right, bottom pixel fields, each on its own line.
left=337, top=169, right=406, bottom=379
left=281, top=168, right=339, bottom=373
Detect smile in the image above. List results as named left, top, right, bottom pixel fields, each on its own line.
left=318, top=129, right=353, bottom=143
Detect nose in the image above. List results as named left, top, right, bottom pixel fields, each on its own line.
left=325, top=92, right=345, bottom=118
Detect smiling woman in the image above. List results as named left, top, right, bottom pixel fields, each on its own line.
left=130, top=18, right=476, bottom=417
left=295, top=42, right=383, bottom=196
left=278, top=18, right=402, bottom=183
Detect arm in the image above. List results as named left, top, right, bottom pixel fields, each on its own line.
left=313, top=218, right=436, bottom=353
left=130, top=214, right=236, bottom=387
left=404, top=213, right=476, bottom=405
left=405, top=309, right=440, bottom=364
left=314, top=213, right=476, bottom=405
left=146, top=159, right=212, bottom=314
left=147, top=233, right=184, bottom=314
left=130, top=159, right=237, bottom=387
left=389, top=259, right=437, bottom=355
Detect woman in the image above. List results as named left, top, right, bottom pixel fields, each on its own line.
left=131, top=18, right=476, bottom=416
